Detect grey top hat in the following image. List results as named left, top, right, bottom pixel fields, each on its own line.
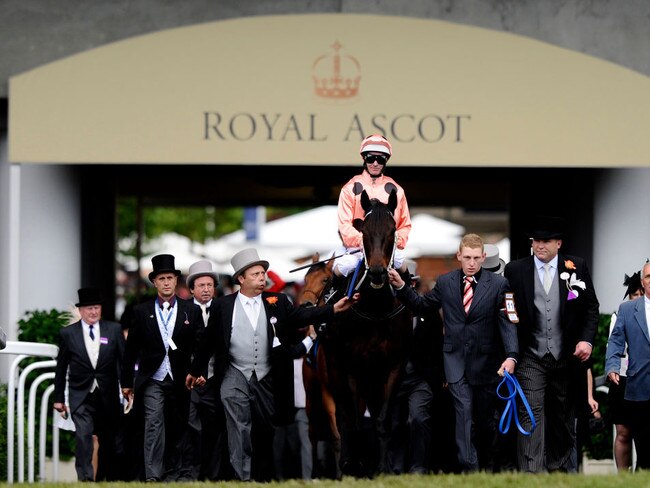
left=187, top=260, right=219, bottom=290
left=149, top=254, right=182, bottom=282
left=231, top=248, right=269, bottom=280
left=483, top=244, right=505, bottom=275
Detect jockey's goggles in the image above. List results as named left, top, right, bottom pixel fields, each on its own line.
left=363, top=153, right=389, bottom=165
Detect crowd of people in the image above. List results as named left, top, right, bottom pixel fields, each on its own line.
left=49, top=135, right=649, bottom=480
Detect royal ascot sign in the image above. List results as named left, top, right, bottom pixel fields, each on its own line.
left=9, top=15, right=650, bottom=166
left=202, top=111, right=470, bottom=144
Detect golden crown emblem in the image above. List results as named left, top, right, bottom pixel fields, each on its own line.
left=312, top=41, right=361, bottom=99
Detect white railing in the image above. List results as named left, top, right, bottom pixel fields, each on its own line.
left=1, top=341, right=59, bottom=483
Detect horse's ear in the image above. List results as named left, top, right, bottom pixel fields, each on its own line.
left=311, top=253, right=319, bottom=264
left=325, top=258, right=335, bottom=272
left=360, top=190, right=372, bottom=213
left=353, top=218, right=364, bottom=232
left=387, top=189, right=397, bottom=213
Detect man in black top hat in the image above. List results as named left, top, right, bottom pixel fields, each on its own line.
left=504, top=216, right=599, bottom=472
left=121, top=254, right=203, bottom=481
left=53, top=288, right=125, bottom=481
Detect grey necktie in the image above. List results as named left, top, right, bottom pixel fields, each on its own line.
left=200, top=304, right=208, bottom=326
left=543, top=263, right=552, bottom=294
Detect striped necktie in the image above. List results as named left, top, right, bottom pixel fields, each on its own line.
left=463, top=276, right=474, bottom=315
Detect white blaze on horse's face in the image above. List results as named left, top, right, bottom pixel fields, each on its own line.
left=457, top=246, right=485, bottom=277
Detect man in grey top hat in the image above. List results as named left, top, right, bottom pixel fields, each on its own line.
left=188, top=248, right=357, bottom=481
left=185, top=260, right=229, bottom=480
left=121, top=254, right=203, bottom=482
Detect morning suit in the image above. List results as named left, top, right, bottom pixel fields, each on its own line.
left=396, top=268, right=519, bottom=471
left=187, top=299, right=230, bottom=481
left=504, top=254, right=599, bottom=472
left=121, top=296, right=203, bottom=481
left=606, top=296, right=650, bottom=468
left=54, top=319, right=125, bottom=481
left=191, top=291, right=335, bottom=481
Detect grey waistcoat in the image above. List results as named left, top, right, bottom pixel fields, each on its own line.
left=530, top=269, right=563, bottom=360
left=229, top=298, right=271, bottom=381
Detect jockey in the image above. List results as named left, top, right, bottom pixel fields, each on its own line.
left=334, top=134, right=412, bottom=278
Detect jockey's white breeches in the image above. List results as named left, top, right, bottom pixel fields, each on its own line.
left=334, top=248, right=406, bottom=277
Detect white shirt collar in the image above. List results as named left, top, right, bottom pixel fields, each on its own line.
left=81, top=319, right=98, bottom=330
left=238, top=292, right=262, bottom=307
left=194, top=298, right=212, bottom=308
left=534, top=254, right=559, bottom=270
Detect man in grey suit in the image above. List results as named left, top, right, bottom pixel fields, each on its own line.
left=504, top=217, right=599, bottom=472
left=187, top=248, right=357, bottom=481
left=606, top=260, right=650, bottom=469
left=389, top=233, right=519, bottom=472
left=53, top=288, right=125, bottom=481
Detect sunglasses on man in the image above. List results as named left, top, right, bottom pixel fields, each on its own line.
left=363, top=154, right=388, bottom=165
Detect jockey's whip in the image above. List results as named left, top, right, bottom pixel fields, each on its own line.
left=289, top=249, right=362, bottom=273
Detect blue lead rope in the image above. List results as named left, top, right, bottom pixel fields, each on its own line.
left=497, top=371, right=537, bottom=436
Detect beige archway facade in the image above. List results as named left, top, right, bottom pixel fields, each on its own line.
left=9, top=14, right=650, bottom=167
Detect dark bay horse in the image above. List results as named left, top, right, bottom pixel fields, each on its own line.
left=299, top=190, right=412, bottom=477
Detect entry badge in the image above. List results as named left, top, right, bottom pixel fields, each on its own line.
left=504, top=292, right=519, bottom=324
left=168, top=337, right=178, bottom=351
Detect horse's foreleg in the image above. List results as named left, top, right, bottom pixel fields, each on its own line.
left=317, top=347, right=342, bottom=480
left=377, top=366, right=403, bottom=473
left=321, top=384, right=342, bottom=479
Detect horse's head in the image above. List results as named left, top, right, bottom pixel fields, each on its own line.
left=357, top=189, right=398, bottom=290
left=298, top=253, right=334, bottom=308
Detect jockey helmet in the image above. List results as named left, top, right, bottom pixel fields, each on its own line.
left=360, top=134, right=392, bottom=160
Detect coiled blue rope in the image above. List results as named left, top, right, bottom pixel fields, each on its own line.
left=497, top=370, right=537, bottom=436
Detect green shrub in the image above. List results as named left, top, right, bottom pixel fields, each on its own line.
left=582, top=313, right=614, bottom=460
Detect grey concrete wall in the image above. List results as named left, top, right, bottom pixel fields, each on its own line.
left=593, top=168, right=650, bottom=314
left=1, top=0, right=649, bottom=97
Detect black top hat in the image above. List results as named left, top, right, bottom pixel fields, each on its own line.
left=148, top=254, right=182, bottom=282
left=528, top=216, right=565, bottom=240
left=623, top=271, right=642, bottom=299
left=76, top=288, right=103, bottom=307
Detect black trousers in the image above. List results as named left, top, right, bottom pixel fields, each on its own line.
left=627, top=399, right=650, bottom=470
left=70, top=389, right=119, bottom=481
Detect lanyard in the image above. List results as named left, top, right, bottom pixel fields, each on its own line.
left=155, top=301, right=175, bottom=333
